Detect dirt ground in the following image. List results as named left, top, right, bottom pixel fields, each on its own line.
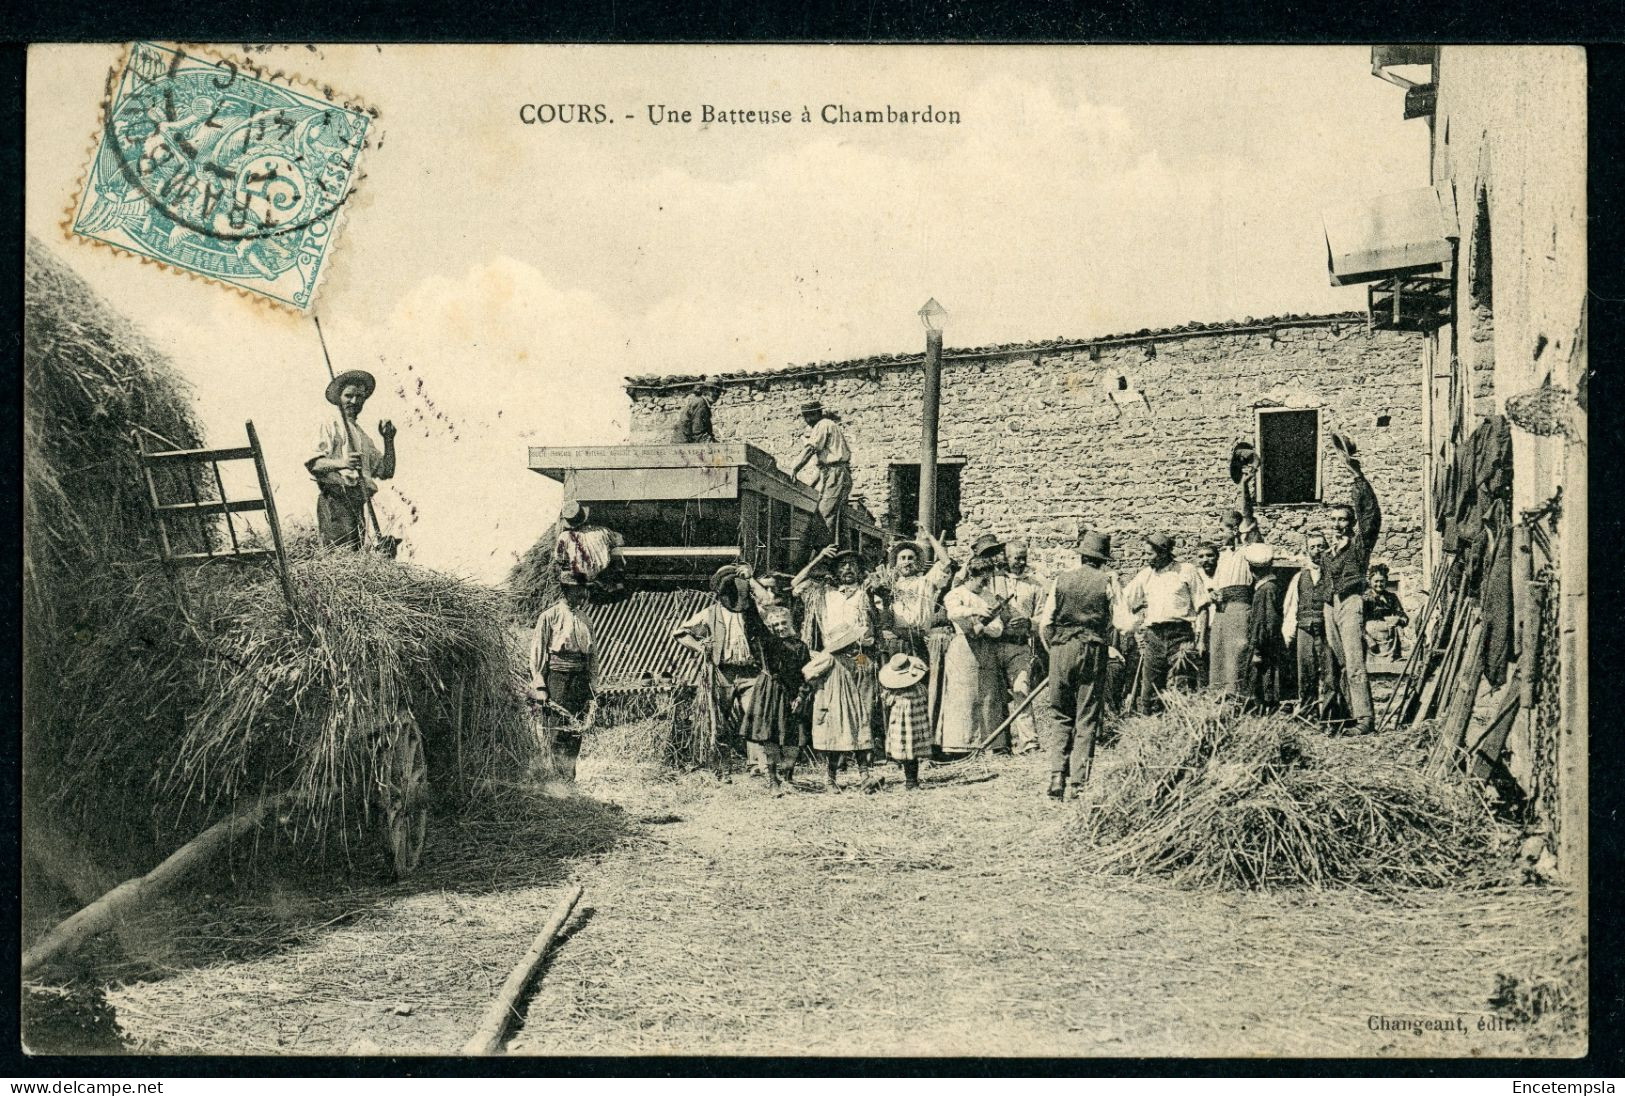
left=72, top=742, right=1583, bottom=1059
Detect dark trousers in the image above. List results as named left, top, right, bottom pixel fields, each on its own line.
left=545, top=666, right=591, bottom=778
left=1136, top=620, right=1197, bottom=714
left=316, top=484, right=366, bottom=549
left=1294, top=625, right=1328, bottom=716
left=1046, top=637, right=1109, bottom=784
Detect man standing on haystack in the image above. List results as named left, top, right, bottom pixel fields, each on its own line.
left=1037, top=530, right=1134, bottom=800
left=307, top=368, right=396, bottom=549
left=1319, top=432, right=1384, bottom=735
left=790, top=399, right=852, bottom=552
left=526, top=573, right=597, bottom=784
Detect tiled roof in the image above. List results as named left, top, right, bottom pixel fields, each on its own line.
left=625, top=311, right=1367, bottom=393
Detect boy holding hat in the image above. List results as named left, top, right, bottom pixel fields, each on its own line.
left=306, top=368, right=396, bottom=548
left=1036, top=530, right=1134, bottom=799
left=790, top=399, right=853, bottom=549
left=879, top=653, right=931, bottom=790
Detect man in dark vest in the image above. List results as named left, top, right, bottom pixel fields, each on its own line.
left=1320, top=433, right=1383, bottom=735
left=1036, top=530, right=1131, bottom=800
left=679, top=377, right=722, bottom=442
left=1282, top=533, right=1336, bottom=721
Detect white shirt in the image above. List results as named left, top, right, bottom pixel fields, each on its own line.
left=1123, top=562, right=1211, bottom=626
left=309, top=417, right=383, bottom=493
left=528, top=601, right=594, bottom=687
left=796, top=579, right=874, bottom=649
left=890, top=558, right=953, bottom=631
left=802, top=417, right=851, bottom=465
left=674, top=603, right=754, bottom=666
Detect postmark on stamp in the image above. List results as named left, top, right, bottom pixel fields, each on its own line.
left=68, top=42, right=375, bottom=311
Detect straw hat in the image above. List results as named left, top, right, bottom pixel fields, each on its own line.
left=878, top=653, right=928, bottom=690
left=324, top=369, right=375, bottom=406
left=970, top=533, right=1005, bottom=558
left=1145, top=531, right=1176, bottom=555
left=889, top=540, right=927, bottom=566
left=560, top=500, right=590, bottom=527
left=820, top=620, right=864, bottom=653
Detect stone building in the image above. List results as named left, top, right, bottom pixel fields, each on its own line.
left=1342, top=46, right=1587, bottom=877
left=627, top=314, right=1424, bottom=593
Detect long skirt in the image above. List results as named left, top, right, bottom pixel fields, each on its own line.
left=740, top=673, right=808, bottom=748
left=938, top=634, right=1007, bottom=753
left=811, top=648, right=879, bottom=753
left=1209, top=600, right=1253, bottom=697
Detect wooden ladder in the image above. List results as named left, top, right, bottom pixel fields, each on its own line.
left=134, top=420, right=295, bottom=607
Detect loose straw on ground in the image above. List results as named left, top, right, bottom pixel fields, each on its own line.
left=461, top=883, right=584, bottom=1056
left=23, top=792, right=290, bottom=978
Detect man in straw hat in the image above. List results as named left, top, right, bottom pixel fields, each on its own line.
left=306, top=367, right=396, bottom=548
left=1122, top=531, right=1211, bottom=714
left=789, top=398, right=853, bottom=550
left=554, top=499, right=627, bottom=598
left=792, top=544, right=883, bottom=789
left=881, top=531, right=956, bottom=661
left=1036, top=530, right=1134, bottom=799
left=679, top=376, right=723, bottom=443
left=1320, top=431, right=1384, bottom=734
left=526, top=572, right=598, bottom=784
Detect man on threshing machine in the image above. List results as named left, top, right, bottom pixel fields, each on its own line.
left=679, top=376, right=723, bottom=442
left=554, top=499, right=627, bottom=601
left=789, top=398, right=853, bottom=553
left=306, top=367, right=397, bottom=549
left=525, top=572, right=598, bottom=783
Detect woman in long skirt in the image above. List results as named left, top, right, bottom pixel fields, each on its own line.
left=939, top=556, right=1010, bottom=754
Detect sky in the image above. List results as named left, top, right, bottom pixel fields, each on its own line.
left=26, top=44, right=1430, bottom=583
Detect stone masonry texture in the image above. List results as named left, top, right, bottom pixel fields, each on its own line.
left=627, top=315, right=1425, bottom=599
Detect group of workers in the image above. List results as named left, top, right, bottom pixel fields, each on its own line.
left=310, top=369, right=1408, bottom=800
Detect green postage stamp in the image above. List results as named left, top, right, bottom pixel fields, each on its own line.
left=69, top=41, right=375, bottom=310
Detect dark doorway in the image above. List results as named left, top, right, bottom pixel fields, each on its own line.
left=889, top=461, right=964, bottom=541
left=1256, top=408, right=1322, bottom=505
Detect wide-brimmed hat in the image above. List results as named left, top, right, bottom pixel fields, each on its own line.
left=971, top=533, right=1005, bottom=558
left=820, top=620, right=864, bottom=654
left=557, top=570, right=585, bottom=587
left=1079, top=530, right=1113, bottom=562
left=801, top=651, right=836, bottom=681
left=829, top=547, right=862, bottom=570
left=799, top=399, right=824, bottom=416
left=878, top=653, right=928, bottom=690
left=1146, top=531, right=1176, bottom=555
left=560, top=500, right=590, bottom=527
left=324, top=369, right=376, bottom=406
left=696, top=375, right=723, bottom=394
left=889, top=540, right=927, bottom=566
left=1242, top=542, right=1275, bottom=568
left=1229, top=440, right=1258, bottom=483
left=710, top=565, right=751, bottom=613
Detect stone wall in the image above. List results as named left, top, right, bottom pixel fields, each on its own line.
left=628, top=316, right=1425, bottom=595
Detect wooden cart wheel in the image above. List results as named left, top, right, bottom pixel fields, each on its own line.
left=378, top=713, right=429, bottom=880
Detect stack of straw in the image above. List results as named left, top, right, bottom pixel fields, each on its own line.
left=1071, top=692, right=1501, bottom=891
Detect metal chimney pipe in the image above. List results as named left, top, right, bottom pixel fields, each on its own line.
left=917, top=327, right=943, bottom=542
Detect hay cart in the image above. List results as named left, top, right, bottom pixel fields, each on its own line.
left=134, top=422, right=431, bottom=879
left=526, top=441, right=889, bottom=695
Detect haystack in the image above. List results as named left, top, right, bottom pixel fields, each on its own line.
left=1070, top=692, right=1501, bottom=891
left=23, top=240, right=535, bottom=876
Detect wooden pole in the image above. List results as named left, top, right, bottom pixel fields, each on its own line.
left=22, top=792, right=289, bottom=978
left=917, top=327, right=943, bottom=540
left=968, top=675, right=1048, bottom=756
left=462, top=883, right=584, bottom=1056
